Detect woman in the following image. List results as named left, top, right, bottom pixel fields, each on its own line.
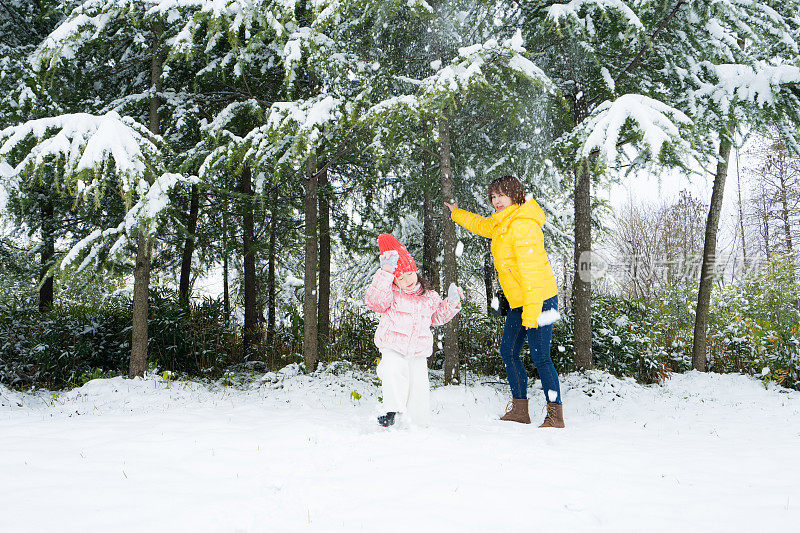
left=445, top=175, right=564, bottom=427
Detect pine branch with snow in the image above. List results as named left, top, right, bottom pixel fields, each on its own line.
left=566, top=93, right=695, bottom=171
left=364, top=30, right=557, bottom=124
left=0, top=111, right=196, bottom=270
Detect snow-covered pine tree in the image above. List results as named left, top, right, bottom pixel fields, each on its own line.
left=608, top=0, right=800, bottom=370
left=0, top=0, right=77, bottom=311
left=512, top=1, right=800, bottom=371
left=640, top=0, right=800, bottom=371
left=348, top=0, right=563, bottom=382
left=170, top=0, right=364, bottom=367
left=25, top=0, right=202, bottom=376
left=0, top=113, right=196, bottom=276
left=512, top=1, right=701, bottom=370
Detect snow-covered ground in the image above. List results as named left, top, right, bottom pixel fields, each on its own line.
left=2, top=365, right=798, bottom=532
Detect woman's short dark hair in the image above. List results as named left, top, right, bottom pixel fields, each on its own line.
left=488, top=175, right=526, bottom=205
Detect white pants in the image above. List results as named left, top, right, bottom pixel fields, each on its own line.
left=376, top=349, right=431, bottom=426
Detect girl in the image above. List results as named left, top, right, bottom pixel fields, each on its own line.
left=445, top=175, right=564, bottom=427
left=364, top=233, right=462, bottom=427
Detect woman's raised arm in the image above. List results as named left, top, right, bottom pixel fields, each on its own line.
left=448, top=203, right=494, bottom=239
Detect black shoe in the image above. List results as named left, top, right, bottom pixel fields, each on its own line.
left=377, top=412, right=396, bottom=427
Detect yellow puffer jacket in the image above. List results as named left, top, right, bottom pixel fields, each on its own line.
left=451, top=199, right=558, bottom=327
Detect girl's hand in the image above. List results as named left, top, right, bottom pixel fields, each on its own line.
left=447, top=283, right=463, bottom=304
left=379, top=250, right=399, bottom=273
left=444, top=200, right=458, bottom=212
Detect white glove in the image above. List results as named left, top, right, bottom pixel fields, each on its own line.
left=447, top=283, right=462, bottom=304
left=380, top=250, right=399, bottom=273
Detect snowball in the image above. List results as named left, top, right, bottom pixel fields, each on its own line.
left=547, top=390, right=558, bottom=402
left=537, top=309, right=562, bottom=326
left=455, top=241, right=464, bottom=257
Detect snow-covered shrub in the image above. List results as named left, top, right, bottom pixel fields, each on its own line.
left=0, top=291, right=240, bottom=390
left=453, top=301, right=505, bottom=376
left=145, top=291, right=238, bottom=377
left=709, top=254, right=800, bottom=389
left=325, top=305, right=380, bottom=367
left=0, top=264, right=30, bottom=310
left=0, top=299, right=131, bottom=389
left=435, top=297, right=670, bottom=384
left=261, top=326, right=304, bottom=371
left=554, top=295, right=677, bottom=384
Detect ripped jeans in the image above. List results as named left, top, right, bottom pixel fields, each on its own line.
left=499, top=296, right=561, bottom=404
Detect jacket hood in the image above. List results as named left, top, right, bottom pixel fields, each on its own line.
left=492, top=199, right=545, bottom=227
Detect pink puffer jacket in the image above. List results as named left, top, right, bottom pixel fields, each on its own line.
left=364, top=269, right=462, bottom=358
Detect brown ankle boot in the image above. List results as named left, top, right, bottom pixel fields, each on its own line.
left=499, top=398, right=531, bottom=424
left=539, top=402, right=565, bottom=428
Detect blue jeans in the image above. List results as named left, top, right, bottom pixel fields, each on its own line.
left=499, top=295, right=561, bottom=403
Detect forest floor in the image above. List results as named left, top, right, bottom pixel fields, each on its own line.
left=2, top=363, right=799, bottom=532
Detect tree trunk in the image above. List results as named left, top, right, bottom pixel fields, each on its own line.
left=423, top=173, right=439, bottom=370
left=483, top=238, right=493, bottom=315
left=130, top=22, right=164, bottom=377
left=267, top=185, right=277, bottom=357
left=317, top=163, right=331, bottom=364
left=778, top=171, right=793, bottom=254
left=222, top=199, right=230, bottom=326
left=562, top=253, right=571, bottom=313
left=757, top=189, right=772, bottom=259
left=573, top=157, right=593, bottom=370
left=437, top=117, right=460, bottom=383
left=178, top=184, right=199, bottom=306
left=303, top=155, right=319, bottom=371
left=423, top=179, right=440, bottom=293
left=692, top=133, right=733, bottom=372
left=736, top=145, right=747, bottom=266
left=242, top=164, right=259, bottom=356
left=38, top=194, right=54, bottom=312
left=130, top=231, right=153, bottom=377
left=421, top=122, right=440, bottom=293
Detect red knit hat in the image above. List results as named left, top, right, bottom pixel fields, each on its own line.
left=378, top=233, right=417, bottom=278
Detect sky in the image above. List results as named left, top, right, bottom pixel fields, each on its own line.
left=602, top=144, right=752, bottom=251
